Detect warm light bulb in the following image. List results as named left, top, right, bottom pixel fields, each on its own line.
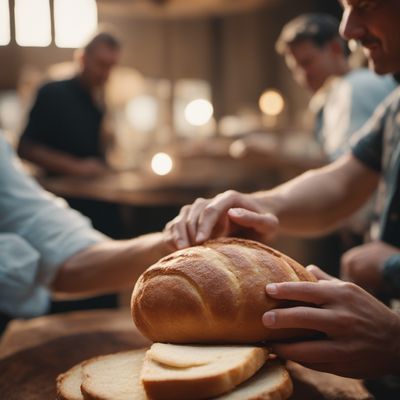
left=184, top=99, right=213, bottom=127
left=151, top=153, right=173, bottom=176
left=259, top=90, right=285, bottom=116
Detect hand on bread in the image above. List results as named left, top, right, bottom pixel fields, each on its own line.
left=262, top=265, right=400, bottom=379
left=164, top=190, right=279, bottom=249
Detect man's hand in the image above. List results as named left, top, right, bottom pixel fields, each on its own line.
left=340, top=241, right=400, bottom=294
left=262, top=265, right=400, bottom=378
left=164, top=190, right=279, bottom=249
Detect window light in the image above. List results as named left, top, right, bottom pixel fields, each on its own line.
left=54, top=0, right=98, bottom=48
left=0, top=0, right=10, bottom=46
left=15, top=0, right=51, bottom=47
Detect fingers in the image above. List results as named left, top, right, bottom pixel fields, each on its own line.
left=271, top=340, right=346, bottom=364
left=186, top=198, right=208, bottom=244
left=306, top=265, right=336, bottom=281
left=196, top=191, right=259, bottom=243
left=265, top=280, right=336, bottom=305
left=228, top=209, right=279, bottom=240
left=164, top=205, right=191, bottom=249
left=262, top=306, right=338, bottom=333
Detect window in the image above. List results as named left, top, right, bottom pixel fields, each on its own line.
left=0, top=0, right=10, bottom=46
left=54, top=0, right=98, bottom=48
left=2, top=0, right=98, bottom=48
left=15, top=0, right=52, bottom=47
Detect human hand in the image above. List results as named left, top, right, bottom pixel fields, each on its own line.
left=340, top=241, right=400, bottom=294
left=262, top=265, right=400, bottom=378
left=164, top=190, right=279, bottom=249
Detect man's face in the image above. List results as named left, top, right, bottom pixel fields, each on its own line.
left=284, top=40, right=338, bottom=93
left=82, top=43, right=120, bottom=88
left=340, top=0, right=400, bottom=74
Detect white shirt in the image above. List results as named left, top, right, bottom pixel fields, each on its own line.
left=0, top=134, right=107, bottom=317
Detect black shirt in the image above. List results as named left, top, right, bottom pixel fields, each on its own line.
left=21, top=77, right=104, bottom=159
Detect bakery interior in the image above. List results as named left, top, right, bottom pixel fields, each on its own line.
left=1, top=1, right=399, bottom=399
left=0, top=0, right=345, bottom=267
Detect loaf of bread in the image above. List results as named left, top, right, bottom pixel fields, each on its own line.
left=141, top=343, right=268, bottom=399
left=131, top=237, right=316, bottom=343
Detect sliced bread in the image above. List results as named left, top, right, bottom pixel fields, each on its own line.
left=56, top=362, right=84, bottom=400
left=217, top=361, right=293, bottom=400
left=58, top=347, right=292, bottom=400
left=81, top=348, right=148, bottom=400
left=141, top=343, right=269, bottom=399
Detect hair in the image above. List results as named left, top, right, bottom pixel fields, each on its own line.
left=82, top=30, right=121, bottom=54
left=276, top=13, right=349, bottom=56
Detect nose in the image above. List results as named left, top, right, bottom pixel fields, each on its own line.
left=339, top=8, right=365, bottom=41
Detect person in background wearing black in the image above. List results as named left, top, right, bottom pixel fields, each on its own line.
left=18, top=31, right=124, bottom=311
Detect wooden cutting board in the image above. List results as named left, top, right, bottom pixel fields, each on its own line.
left=0, top=331, right=150, bottom=400
left=0, top=330, right=372, bottom=400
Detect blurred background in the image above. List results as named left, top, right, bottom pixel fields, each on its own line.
left=0, top=0, right=344, bottom=268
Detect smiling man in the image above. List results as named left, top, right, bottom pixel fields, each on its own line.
left=164, top=0, right=400, bottom=382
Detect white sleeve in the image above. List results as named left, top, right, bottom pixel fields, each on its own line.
left=0, top=136, right=108, bottom=288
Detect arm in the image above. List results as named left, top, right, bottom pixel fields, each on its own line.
left=165, top=154, right=379, bottom=248
left=341, top=240, right=400, bottom=295
left=262, top=266, right=400, bottom=378
left=52, top=232, right=172, bottom=295
left=18, top=138, right=108, bottom=177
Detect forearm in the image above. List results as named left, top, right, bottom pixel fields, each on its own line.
left=253, top=155, right=379, bottom=237
left=18, top=139, right=89, bottom=176
left=52, top=232, right=172, bottom=295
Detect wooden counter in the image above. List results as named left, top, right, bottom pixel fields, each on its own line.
left=0, top=309, right=373, bottom=400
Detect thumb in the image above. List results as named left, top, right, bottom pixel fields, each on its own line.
left=228, top=208, right=279, bottom=236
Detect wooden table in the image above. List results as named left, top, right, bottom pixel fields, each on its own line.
left=37, top=171, right=215, bottom=207
left=0, top=309, right=373, bottom=400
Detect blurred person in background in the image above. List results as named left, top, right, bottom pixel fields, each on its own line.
left=276, top=13, right=396, bottom=162
left=276, top=12, right=397, bottom=271
left=18, top=31, right=125, bottom=242
left=18, top=31, right=120, bottom=179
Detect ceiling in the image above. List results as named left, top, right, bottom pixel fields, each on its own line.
left=98, top=0, right=274, bottom=19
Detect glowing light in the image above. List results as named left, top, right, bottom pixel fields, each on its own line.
left=184, top=99, right=213, bottom=127
left=259, top=90, right=285, bottom=116
left=126, top=95, right=158, bottom=132
left=0, top=0, right=10, bottom=46
left=151, top=153, right=173, bottom=176
left=15, top=0, right=51, bottom=47
left=54, top=0, right=97, bottom=48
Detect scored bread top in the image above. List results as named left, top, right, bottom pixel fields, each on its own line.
left=131, top=237, right=316, bottom=343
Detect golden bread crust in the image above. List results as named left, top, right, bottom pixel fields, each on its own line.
left=132, top=238, right=316, bottom=343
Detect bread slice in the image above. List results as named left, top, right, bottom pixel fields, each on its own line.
left=56, top=362, right=84, bottom=400
left=81, top=349, right=147, bottom=400
left=141, top=343, right=269, bottom=399
left=217, top=361, right=293, bottom=400
left=59, top=348, right=292, bottom=400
